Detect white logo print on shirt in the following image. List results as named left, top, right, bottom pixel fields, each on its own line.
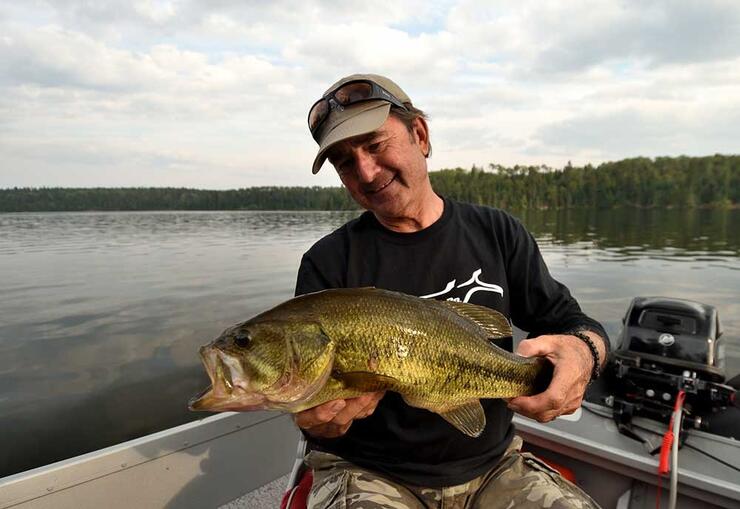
left=419, top=268, right=504, bottom=303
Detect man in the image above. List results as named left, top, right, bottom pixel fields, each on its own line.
left=294, top=73, right=608, bottom=508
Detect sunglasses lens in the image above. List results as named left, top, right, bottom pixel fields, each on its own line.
left=309, top=81, right=400, bottom=134
left=334, top=82, right=373, bottom=105
left=308, top=99, right=329, bottom=131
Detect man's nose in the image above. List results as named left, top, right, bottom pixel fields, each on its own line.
left=354, top=150, right=380, bottom=183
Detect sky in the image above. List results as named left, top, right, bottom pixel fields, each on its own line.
left=0, top=0, right=738, bottom=189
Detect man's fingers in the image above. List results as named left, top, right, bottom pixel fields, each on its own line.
left=294, top=399, right=346, bottom=429
left=509, top=390, right=561, bottom=415
left=508, top=334, right=593, bottom=422
left=516, top=337, right=556, bottom=358
left=293, top=392, right=385, bottom=433
left=508, top=394, right=560, bottom=422
left=356, top=392, right=385, bottom=418
left=561, top=399, right=582, bottom=415
left=355, top=391, right=384, bottom=408
left=508, top=360, right=571, bottom=419
left=508, top=368, right=587, bottom=421
left=303, top=421, right=350, bottom=439
left=334, top=392, right=385, bottom=423
left=333, top=398, right=368, bottom=425
left=515, top=394, right=582, bottom=423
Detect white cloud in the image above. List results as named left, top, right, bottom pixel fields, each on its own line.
left=534, top=104, right=740, bottom=160
left=283, top=23, right=459, bottom=86
left=1, top=26, right=168, bottom=90
left=0, top=1, right=738, bottom=188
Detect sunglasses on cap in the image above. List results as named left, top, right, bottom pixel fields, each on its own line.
left=307, top=79, right=409, bottom=136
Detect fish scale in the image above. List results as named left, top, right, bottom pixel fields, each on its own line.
left=316, top=292, right=523, bottom=396
left=190, top=287, right=552, bottom=437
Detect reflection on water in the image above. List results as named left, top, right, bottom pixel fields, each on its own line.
left=0, top=208, right=738, bottom=477
left=520, top=207, right=739, bottom=257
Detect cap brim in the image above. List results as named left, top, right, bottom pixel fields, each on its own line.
left=311, top=102, right=391, bottom=174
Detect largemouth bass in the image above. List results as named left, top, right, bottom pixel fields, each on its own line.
left=189, top=287, right=552, bottom=437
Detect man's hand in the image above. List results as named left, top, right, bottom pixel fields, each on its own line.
left=507, top=332, right=605, bottom=422
left=293, top=392, right=385, bottom=439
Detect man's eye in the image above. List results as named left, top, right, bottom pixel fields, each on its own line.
left=367, top=142, right=381, bottom=153
left=336, top=161, right=351, bottom=174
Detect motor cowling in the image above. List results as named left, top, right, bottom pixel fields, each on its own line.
left=616, top=297, right=724, bottom=380
left=610, top=297, right=735, bottom=428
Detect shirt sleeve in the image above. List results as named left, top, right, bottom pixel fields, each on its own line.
left=295, top=253, right=334, bottom=296
left=294, top=229, right=349, bottom=297
left=500, top=213, right=610, bottom=350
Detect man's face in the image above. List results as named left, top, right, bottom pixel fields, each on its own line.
left=325, top=115, right=430, bottom=219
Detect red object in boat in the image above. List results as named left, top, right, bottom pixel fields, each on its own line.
left=538, top=457, right=577, bottom=483
left=281, top=470, right=313, bottom=509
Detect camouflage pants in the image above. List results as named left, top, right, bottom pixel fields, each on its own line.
left=305, top=436, right=600, bottom=509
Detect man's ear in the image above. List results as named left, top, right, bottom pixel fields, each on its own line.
left=411, top=117, right=430, bottom=157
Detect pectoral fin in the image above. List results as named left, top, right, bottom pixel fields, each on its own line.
left=334, top=371, right=399, bottom=392
left=438, top=401, right=487, bottom=438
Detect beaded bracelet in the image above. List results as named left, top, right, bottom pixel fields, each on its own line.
left=570, top=331, right=601, bottom=381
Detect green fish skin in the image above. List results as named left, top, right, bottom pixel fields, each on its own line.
left=189, top=287, right=552, bottom=437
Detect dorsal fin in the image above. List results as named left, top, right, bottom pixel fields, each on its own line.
left=441, top=301, right=512, bottom=339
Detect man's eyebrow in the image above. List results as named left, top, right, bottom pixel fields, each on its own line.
left=347, top=130, right=386, bottom=147
left=327, top=130, right=388, bottom=162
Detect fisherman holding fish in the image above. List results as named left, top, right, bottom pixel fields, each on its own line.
left=191, top=74, right=610, bottom=508
left=295, top=74, right=608, bottom=508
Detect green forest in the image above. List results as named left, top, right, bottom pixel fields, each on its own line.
left=1, top=155, right=737, bottom=212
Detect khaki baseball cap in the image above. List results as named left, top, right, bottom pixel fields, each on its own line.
left=309, top=73, right=411, bottom=174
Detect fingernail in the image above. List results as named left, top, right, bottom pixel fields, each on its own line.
left=331, top=401, right=346, bottom=413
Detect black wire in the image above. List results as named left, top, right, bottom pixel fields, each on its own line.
left=582, top=403, right=740, bottom=473
left=682, top=442, right=740, bottom=474
left=615, top=417, right=740, bottom=472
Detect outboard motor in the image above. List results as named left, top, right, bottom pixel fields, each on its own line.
left=609, top=297, right=736, bottom=435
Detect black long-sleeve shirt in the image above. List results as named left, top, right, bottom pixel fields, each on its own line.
left=295, top=196, right=607, bottom=487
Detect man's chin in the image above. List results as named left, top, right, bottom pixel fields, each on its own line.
left=363, top=192, right=402, bottom=213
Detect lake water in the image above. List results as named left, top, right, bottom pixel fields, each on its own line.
left=1, top=208, right=739, bottom=477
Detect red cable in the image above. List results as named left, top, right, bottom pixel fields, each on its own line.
left=656, top=390, right=686, bottom=508
left=658, top=428, right=674, bottom=475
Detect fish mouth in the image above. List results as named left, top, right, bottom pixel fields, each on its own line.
left=188, top=387, right=266, bottom=412
left=189, top=338, right=336, bottom=412
left=189, top=347, right=266, bottom=411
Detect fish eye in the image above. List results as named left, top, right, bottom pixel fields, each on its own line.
left=234, top=331, right=251, bottom=348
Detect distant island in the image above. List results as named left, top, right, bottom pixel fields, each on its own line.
left=1, top=155, right=737, bottom=212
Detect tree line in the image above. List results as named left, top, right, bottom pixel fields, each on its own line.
left=1, top=155, right=737, bottom=212
left=0, top=186, right=357, bottom=212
